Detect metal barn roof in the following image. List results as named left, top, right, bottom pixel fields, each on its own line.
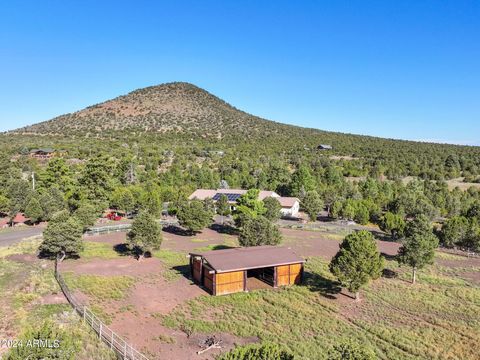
left=190, top=246, right=304, bottom=273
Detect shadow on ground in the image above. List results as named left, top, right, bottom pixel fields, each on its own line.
left=303, top=271, right=342, bottom=299
left=209, top=223, right=238, bottom=235
left=163, top=225, right=194, bottom=237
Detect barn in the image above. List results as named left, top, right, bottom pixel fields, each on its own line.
left=189, top=246, right=305, bottom=295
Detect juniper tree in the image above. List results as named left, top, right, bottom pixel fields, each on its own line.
left=238, top=216, right=282, bottom=247
left=127, top=211, right=162, bottom=259
left=329, top=230, right=384, bottom=301
left=177, top=199, right=213, bottom=233
left=379, top=212, right=405, bottom=239
left=216, top=194, right=231, bottom=224
left=74, top=203, right=99, bottom=231
left=397, top=218, right=438, bottom=284
left=39, top=210, right=83, bottom=261
left=302, top=190, right=323, bottom=221
left=263, top=196, right=282, bottom=221
left=25, top=196, right=43, bottom=224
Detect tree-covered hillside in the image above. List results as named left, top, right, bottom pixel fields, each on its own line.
left=1, top=82, right=480, bottom=251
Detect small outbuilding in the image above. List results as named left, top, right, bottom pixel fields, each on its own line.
left=189, top=246, right=305, bottom=296
left=317, top=144, right=333, bottom=150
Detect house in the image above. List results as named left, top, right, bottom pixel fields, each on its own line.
left=29, top=148, right=56, bottom=159
left=278, top=197, right=300, bottom=217
left=317, top=144, right=333, bottom=150
left=11, top=213, right=28, bottom=226
left=188, top=188, right=300, bottom=217
left=189, top=246, right=304, bottom=295
left=0, top=218, right=9, bottom=229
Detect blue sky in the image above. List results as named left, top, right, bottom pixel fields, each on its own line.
left=1, top=1, right=479, bottom=145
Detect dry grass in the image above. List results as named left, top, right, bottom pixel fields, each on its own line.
left=162, top=256, right=480, bottom=360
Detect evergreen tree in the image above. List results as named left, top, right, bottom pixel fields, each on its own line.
left=404, top=214, right=432, bottom=238
left=327, top=340, right=376, bottom=360
left=216, top=194, right=231, bottom=224
left=354, top=203, right=370, bottom=225
left=234, top=189, right=266, bottom=226
left=127, top=211, right=162, bottom=259
left=289, top=165, right=316, bottom=197
left=329, top=230, right=384, bottom=300
left=238, top=216, right=282, bottom=247
left=39, top=211, right=83, bottom=260
left=302, top=190, right=323, bottom=221
left=73, top=203, right=99, bottom=230
left=177, top=199, right=213, bottom=233
left=25, top=196, right=43, bottom=223
left=398, top=216, right=439, bottom=284
left=263, top=196, right=282, bottom=221
left=440, top=216, right=469, bottom=248
left=111, top=187, right=135, bottom=215
left=39, top=187, right=67, bottom=221
left=379, top=212, right=405, bottom=239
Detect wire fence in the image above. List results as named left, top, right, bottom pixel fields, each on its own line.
left=54, top=261, right=149, bottom=360
left=85, top=219, right=179, bottom=236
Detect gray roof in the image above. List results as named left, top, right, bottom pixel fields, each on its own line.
left=30, top=148, right=55, bottom=153
left=190, top=246, right=304, bottom=273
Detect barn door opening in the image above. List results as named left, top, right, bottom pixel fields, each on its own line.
left=246, top=267, right=274, bottom=290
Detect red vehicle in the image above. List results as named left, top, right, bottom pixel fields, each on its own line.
left=106, top=211, right=122, bottom=221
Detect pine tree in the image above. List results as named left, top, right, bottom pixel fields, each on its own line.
left=238, top=216, right=282, bottom=247
left=74, top=203, right=99, bottom=230
left=127, top=211, right=162, bottom=259
left=329, top=230, right=384, bottom=300
left=216, top=194, right=231, bottom=224
left=177, top=199, right=213, bottom=234
left=398, top=217, right=438, bottom=284
left=379, top=212, right=405, bottom=239
left=39, top=211, right=83, bottom=260
left=302, top=191, right=323, bottom=221
left=263, top=197, right=282, bottom=221
left=25, top=196, right=43, bottom=224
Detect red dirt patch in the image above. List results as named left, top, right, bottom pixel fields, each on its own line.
left=84, top=227, right=234, bottom=253
left=280, top=228, right=401, bottom=259
left=6, top=253, right=40, bottom=264
left=110, top=314, right=255, bottom=360
left=61, top=257, right=163, bottom=276
left=127, top=273, right=207, bottom=315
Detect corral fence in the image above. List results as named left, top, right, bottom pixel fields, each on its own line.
left=85, top=219, right=179, bottom=236
left=54, top=260, right=149, bottom=360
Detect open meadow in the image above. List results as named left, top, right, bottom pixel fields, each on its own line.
left=2, top=225, right=478, bottom=360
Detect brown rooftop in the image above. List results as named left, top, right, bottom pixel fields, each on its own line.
left=189, top=246, right=304, bottom=273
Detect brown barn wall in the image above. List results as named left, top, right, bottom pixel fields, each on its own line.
left=215, top=271, right=245, bottom=295
left=193, top=258, right=202, bottom=283
left=203, top=265, right=214, bottom=294
left=276, top=263, right=303, bottom=286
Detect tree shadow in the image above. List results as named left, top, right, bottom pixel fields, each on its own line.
left=382, top=268, right=398, bottom=279
left=172, top=264, right=192, bottom=280
left=113, top=243, right=135, bottom=257
left=369, top=230, right=396, bottom=242
left=209, top=244, right=235, bottom=251
left=162, top=225, right=193, bottom=236
left=381, top=252, right=398, bottom=261
left=303, top=271, right=342, bottom=299
left=209, top=223, right=238, bottom=235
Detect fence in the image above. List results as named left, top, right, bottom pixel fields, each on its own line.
left=85, top=219, right=179, bottom=236
left=54, top=261, right=149, bottom=360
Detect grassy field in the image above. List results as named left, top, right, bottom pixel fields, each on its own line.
left=162, top=256, right=480, bottom=360
left=2, top=231, right=479, bottom=359
left=0, top=240, right=116, bottom=359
